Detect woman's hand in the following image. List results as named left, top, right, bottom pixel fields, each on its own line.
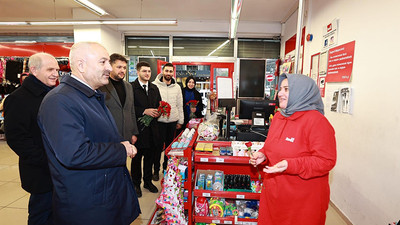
left=263, top=160, right=288, bottom=173
left=250, top=152, right=266, bottom=167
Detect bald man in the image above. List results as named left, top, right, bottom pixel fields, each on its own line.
left=38, top=42, right=140, bottom=225
left=4, top=52, right=59, bottom=225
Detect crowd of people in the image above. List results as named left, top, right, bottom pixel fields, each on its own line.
left=2, top=42, right=205, bottom=225
left=3, top=41, right=335, bottom=225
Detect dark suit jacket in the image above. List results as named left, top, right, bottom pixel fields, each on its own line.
left=99, top=79, right=139, bottom=142
left=131, top=79, right=161, bottom=148
left=4, top=75, right=52, bottom=194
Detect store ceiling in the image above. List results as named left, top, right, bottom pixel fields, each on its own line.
left=0, top=0, right=298, bottom=36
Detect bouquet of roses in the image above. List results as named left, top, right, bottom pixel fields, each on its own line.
left=186, top=100, right=199, bottom=119
left=138, top=101, right=171, bottom=127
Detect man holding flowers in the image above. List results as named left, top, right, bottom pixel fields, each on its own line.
left=131, top=61, right=161, bottom=197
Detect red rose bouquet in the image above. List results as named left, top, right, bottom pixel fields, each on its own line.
left=186, top=100, right=199, bottom=119
left=138, top=101, right=171, bottom=127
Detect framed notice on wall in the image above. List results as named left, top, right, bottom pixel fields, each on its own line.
left=326, top=41, right=355, bottom=82
left=310, top=53, right=320, bottom=83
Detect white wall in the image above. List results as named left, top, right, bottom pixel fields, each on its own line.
left=282, top=0, right=400, bottom=224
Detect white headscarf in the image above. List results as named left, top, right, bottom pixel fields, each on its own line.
left=279, top=73, right=324, bottom=117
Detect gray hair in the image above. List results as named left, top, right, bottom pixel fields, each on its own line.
left=28, top=53, right=55, bottom=72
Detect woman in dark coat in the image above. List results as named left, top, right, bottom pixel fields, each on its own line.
left=182, top=76, right=204, bottom=128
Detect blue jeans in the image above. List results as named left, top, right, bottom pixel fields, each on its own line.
left=28, top=191, right=53, bottom=225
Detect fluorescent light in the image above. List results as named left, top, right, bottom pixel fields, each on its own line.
left=230, top=0, right=243, bottom=39
left=74, top=0, right=108, bottom=16
left=30, top=21, right=102, bottom=25
left=0, top=22, right=28, bottom=25
left=0, top=20, right=178, bottom=26
left=208, top=40, right=230, bottom=56
left=14, top=41, right=37, bottom=43
left=137, top=46, right=184, bottom=49
left=103, top=20, right=177, bottom=25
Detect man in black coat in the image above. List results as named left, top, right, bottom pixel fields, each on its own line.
left=131, top=61, right=161, bottom=197
left=4, top=52, right=59, bottom=225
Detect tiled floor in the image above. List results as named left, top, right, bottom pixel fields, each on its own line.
left=0, top=140, right=349, bottom=225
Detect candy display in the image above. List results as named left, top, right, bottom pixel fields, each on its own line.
left=198, top=122, right=219, bottom=141
left=208, top=197, right=225, bottom=217
left=224, top=174, right=251, bottom=191
left=194, top=197, right=209, bottom=216
left=156, top=157, right=186, bottom=224
left=236, top=200, right=259, bottom=219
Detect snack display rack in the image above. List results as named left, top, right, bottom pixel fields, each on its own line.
left=149, top=137, right=264, bottom=224
left=192, top=141, right=264, bottom=224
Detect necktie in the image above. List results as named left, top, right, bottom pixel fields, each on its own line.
left=143, top=84, right=147, bottom=95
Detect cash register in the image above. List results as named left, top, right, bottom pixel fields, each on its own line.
left=236, top=99, right=277, bottom=141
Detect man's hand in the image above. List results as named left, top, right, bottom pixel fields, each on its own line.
left=176, top=123, right=182, bottom=130
left=121, top=141, right=137, bottom=158
left=249, top=151, right=266, bottom=167
left=143, top=108, right=160, bottom=118
left=131, top=135, right=137, bottom=144
left=263, top=160, right=288, bottom=173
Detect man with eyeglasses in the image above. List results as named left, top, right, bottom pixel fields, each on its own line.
left=152, top=63, right=184, bottom=181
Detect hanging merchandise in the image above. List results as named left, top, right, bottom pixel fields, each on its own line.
left=156, top=157, right=186, bottom=225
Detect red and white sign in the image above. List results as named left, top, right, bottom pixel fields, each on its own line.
left=266, top=74, right=275, bottom=82
left=326, top=41, right=355, bottom=82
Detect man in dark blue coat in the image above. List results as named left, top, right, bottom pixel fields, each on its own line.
left=4, top=52, right=59, bottom=225
left=38, top=42, right=140, bottom=225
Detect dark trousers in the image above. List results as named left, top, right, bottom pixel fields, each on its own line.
left=28, top=191, right=53, bottom=225
left=154, top=121, right=177, bottom=174
left=131, top=145, right=155, bottom=186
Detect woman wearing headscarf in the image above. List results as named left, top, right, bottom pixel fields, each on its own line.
left=250, top=74, right=337, bottom=225
left=181, top=76, right=204, bottom=128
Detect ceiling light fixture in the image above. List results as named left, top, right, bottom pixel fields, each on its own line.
left=208, top=40, right=230, bottom=56
left=0, top=20, right=177, bottom=26
left=74, top=0, right=109, bottom=16
left=230, top=0, right=243, bottom=39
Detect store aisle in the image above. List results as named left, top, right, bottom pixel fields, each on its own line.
left=0, top=140, right=348, bottom=225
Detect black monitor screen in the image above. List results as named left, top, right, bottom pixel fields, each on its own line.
left=239, top=99, right=278, bottom=120
left=239, top=59, right=266, bottom=98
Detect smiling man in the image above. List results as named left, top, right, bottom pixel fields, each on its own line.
left=4, top=52, right=59, bottom=225
left=99, top=53, right=139, bottom=145
left=37, top=42, right=140, bottom=225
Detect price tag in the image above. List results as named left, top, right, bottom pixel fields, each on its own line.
left=202, top=193, right=211, bottom=197
left=212, top=220, right=221, bottom=224
left=200, top=158, right=208, bottom=162
left=224, top=221, right=233, bottom=224
left=236, top=194, right=245, bottom=199
left=216, top=158, right=224, bottom=163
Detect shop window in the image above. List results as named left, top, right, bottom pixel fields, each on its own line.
left=238, top=38, right=280, bottom=59
left=173, top=37, right=233, bottom=57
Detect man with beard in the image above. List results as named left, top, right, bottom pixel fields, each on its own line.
left=152, top=63, right=183, bottom=180
left=131, top=61, right=161, bottom=197
left=99, top=53, right=139, bottom=145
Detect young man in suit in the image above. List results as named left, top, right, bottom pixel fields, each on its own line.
left=99, top=53, right=139, bottom=145
left=131, top=61, right=161, bottom=197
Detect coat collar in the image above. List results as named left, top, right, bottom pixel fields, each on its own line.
left=22, top=74, right=52, bottom=96
left=61, top=75, right=97, bottom=98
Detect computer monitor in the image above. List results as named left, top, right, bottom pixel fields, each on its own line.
left=239, top=99, right=278, bottom=121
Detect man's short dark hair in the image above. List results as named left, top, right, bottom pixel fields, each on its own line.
left=162, top=63, right=174, bottom=70
left=110, top=53, right=128, bottom=65
left=136, top=61, right=151, bottom=71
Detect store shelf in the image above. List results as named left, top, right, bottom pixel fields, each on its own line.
left=194, top=189, right=260, bottom=200
left=194, top=154, right=251, bottom=164
left=194, top=215, right=258, bottom=224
